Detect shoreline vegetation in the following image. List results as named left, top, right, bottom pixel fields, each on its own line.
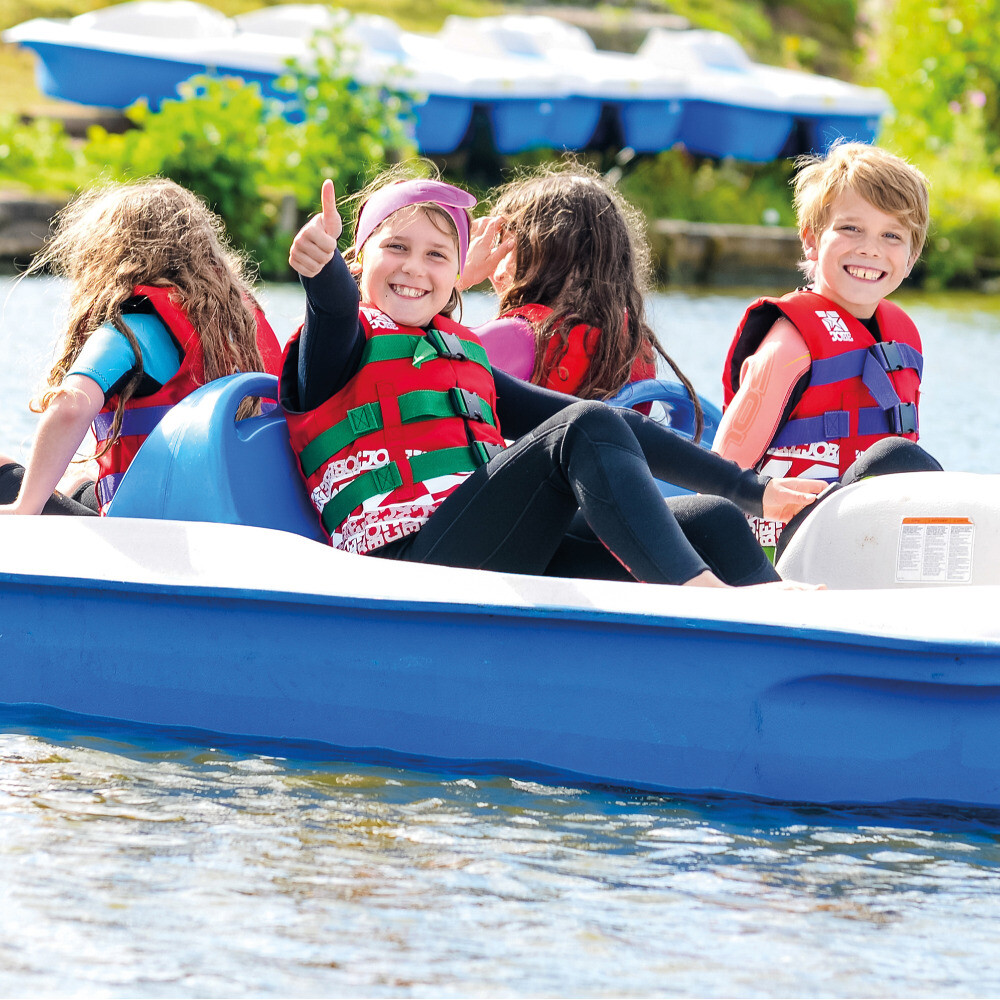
left=0, top=189, right=806, bottom=287
left=2, top=0, right=999, bottom=290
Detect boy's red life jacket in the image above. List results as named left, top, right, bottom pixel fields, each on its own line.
left=501, top=303, right=656, bottom=395
left=723, top=289, right=923, bottom=479
left=92, top=284, right=281, bottom=514
left=722, top=289, right=923, bottom=550
left=283, top=306, right=508, bottom=554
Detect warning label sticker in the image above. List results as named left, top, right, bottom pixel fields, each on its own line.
left=895, top=517, right=974, bottom=584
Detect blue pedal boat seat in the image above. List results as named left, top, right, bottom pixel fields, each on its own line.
left=607, top=378, right=721, bottom=445
left=106, top=372, right=326, bottom=542
left=106, top=373, right=720, bottom=535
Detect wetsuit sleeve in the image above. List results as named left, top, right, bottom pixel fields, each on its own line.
left=280, top=251, right=365, bottom=413
left=713, top=318, right=812, bottom=468
left=618, top=406, right=770, bottom=515
left=493, top=369, right=570, bottom=434
left=493, top=370, right=769, bottom=516
left=66, top=314, right=181, bottom=403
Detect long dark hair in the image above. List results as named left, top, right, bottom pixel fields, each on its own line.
left=493, top=162, right=703, bottom=439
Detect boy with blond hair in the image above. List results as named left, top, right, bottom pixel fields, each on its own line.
left=714, top=142, right=933, bottom=554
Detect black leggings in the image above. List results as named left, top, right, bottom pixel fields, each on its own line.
left=0, top=463, right=99, bottom=515
left=374, top=401, right=778, bottom=586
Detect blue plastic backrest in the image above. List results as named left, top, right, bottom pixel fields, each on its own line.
left=607, top=379, right=722, bottom=499
left=106, top=373, right=327, bottom=542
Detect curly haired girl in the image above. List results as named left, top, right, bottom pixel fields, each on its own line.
left=0, top=177, right=281, bottom=515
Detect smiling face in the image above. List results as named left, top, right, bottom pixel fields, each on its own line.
left=803, top=189, right=918, bottom=319
left=358, top=207, right=460, bottom=328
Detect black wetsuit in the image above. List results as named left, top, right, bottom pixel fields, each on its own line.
left=279, top=254, right=781, bottom=586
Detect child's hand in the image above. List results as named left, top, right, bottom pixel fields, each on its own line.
left=459, top=215, right=515, bottom=291
left=762, top=477, right=827, bottom=523
left=289, top=179, right=343, bottom=278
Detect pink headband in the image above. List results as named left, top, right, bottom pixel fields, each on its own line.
left=354, top=179, right=477, bottom=274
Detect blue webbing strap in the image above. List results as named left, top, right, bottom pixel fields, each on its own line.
left=771, top=411, right=850, bottom=448
left=858, top=403, right=918, bottom=436
left=93, top=404, right=173, bottom=445
left=806, top=348, right=870, bottom=387
left=775, top=403, right=918, bottom=448
left=808, top=342, right=922, bottom=393
left=95, top=472, right=125, bottom=509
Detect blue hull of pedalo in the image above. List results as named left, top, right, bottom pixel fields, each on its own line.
left=2, top=569, right=1000, bottom=809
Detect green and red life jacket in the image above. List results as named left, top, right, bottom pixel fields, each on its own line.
left=284, top=306, right=507, bottom=554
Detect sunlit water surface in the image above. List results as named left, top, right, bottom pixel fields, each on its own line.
left=2, top=277, right=1000, bottom=997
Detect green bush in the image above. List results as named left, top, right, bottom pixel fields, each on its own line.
left=618, top=149, right=797, bottom=228
left=85, top=76, right=289, bottom=274
left=265, top=21, right=417, bottom=210
left=0, top=113, right=92, bottom=192
left=867, top=0, right=1000, bottom=287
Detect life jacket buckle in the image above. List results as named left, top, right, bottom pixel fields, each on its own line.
left=472, top=440, right=505, bottom=466
left=874, top=341, right=905, bottom=372
left=449, top=387, right=485, bottom=421
left=892, top=401, right=918, bottom=435
left=428, top=328, right=467, bottom=361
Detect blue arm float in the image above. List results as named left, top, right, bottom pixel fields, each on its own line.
left=106, top=373, right=326, bottom=542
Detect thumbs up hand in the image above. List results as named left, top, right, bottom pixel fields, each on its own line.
left=289, top=179, right=344, bottom=277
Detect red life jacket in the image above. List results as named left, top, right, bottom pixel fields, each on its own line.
left=501, top=303, right=656, bottom=395
left=722, top=289, right=923, bottom=549
left=284, top=306, right=508, bottom=554
left=93, top=284, right=281, bottom=514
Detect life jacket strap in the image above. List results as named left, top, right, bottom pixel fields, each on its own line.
left=299, top=389, right=496, bottom=478
left=774, top=402, right=918, bottom=449
left=807, top=341, right=922, bottom=391
left=95, top=472, right=125, bottom=510
left=361, top=330, right=492, bottom=374
left=319, top=442, right=502, bottom=535
left=93, top=404, right=174, bottom=445
left=858, top=402, right=918, bottom=437
left=771, top=410, right=850, bottom=448
left=775, top=338, right=922, bottom=448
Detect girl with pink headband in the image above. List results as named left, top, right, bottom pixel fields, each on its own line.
left=279, top=170, right=824, bottom=588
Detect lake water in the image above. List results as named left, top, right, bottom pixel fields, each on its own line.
left=3, top=276, right=998, bottom=473
left=3, top=276, right=1000, bottom=998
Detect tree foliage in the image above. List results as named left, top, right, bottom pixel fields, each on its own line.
left=0, top=113, right=91, bottom=192
left=866, top=0, right=1000, bottom=285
